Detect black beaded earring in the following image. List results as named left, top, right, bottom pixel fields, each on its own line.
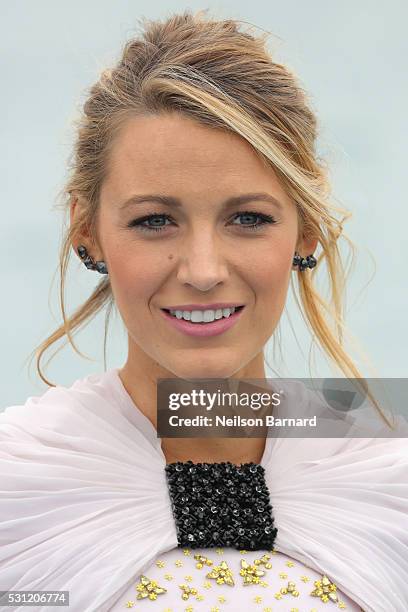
left=77, top=245, right=108, bottom=275
left=292, top=251, right=317, bottom=271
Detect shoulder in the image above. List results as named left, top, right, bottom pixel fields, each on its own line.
left=0, top=369, right=136, bottom=466
left=268, top=436, right=408, bottom=610
left=0, top=367, right=162, bottom=467
left=0, top=370, right=171, bottom=610
left=0, top=369, right=120, bottom=434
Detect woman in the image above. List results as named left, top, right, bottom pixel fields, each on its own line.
left=0, top=10, right=406, bottom=612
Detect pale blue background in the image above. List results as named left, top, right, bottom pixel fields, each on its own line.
left=1, top=0, right=407, bottom=408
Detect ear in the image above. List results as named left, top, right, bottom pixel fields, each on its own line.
left=299, top=236, right=318, bottom=257
left=70, top=194, right=94, bottom=253
left=70, top=194, right=77, bottom=227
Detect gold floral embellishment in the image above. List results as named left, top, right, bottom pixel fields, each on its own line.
left=179, top=583, right=198, bottom=601
left=310, top=574, right=339, bottom=603
left=253, top=552, right=272, bottom=570
left=194, top=554, right=213, bottom=569
left=206, top=560, right=235, bottom=586
left=135, top=575, right=167, bottom=601
left=279, top=580, right=300, bottom=597
left=239, top=559, right=266, bottom=585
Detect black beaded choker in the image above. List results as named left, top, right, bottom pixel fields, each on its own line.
left=165, top=461, right=277, bottom=551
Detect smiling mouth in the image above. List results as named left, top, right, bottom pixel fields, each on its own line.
left=161, top=305, right=245, bottom=323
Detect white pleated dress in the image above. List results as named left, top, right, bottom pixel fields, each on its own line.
left=0, top=368, right=407, bottom=612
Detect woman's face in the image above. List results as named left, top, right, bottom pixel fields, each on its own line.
left=85, top=112, right=309, bottom=380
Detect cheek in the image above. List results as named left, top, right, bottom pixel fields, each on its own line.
left=246, top=240, right=293, bottom=312
left=106, top=242, right=166, bottom=310
left=246, top=232, right=294, bottom=272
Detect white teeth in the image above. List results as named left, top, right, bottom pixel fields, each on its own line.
left=169, top=307, right=236, bottom=322
left=191, top=310, right=205, bottom=323
left=203, top=310, right=214, bottom=323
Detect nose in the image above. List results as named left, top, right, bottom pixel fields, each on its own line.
left=175, top=230, right=229, bottom=292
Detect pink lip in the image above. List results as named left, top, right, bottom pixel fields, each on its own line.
left=160, top=306, right=245, bottom=337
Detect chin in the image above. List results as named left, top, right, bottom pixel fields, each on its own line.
left=168, top=360, right=241, bottom=381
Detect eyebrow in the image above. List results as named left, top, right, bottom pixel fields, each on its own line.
left=118, top=192, right=283, bottom=211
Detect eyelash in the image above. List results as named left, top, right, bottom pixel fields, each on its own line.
left=127, top=211, right=277, bottom=233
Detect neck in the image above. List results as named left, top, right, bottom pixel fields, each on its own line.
left=118, top=347, right=268, bottom=465
left=161, top=437, right=267, bottom=466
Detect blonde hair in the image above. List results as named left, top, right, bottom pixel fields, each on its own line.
left=27, top=9, right=393, bottom=426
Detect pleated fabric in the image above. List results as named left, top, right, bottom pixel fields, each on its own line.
left=0, top=369, right=406, bottom=612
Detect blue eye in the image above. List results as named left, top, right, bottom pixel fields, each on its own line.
left=127, top=211, right=277, bottom=233
left=231, top=211, right=277, bottom=231
left=128, top=213, right=172, bottom=232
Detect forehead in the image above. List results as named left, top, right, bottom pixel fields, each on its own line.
left=103, top=113, right=290, bottom=202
